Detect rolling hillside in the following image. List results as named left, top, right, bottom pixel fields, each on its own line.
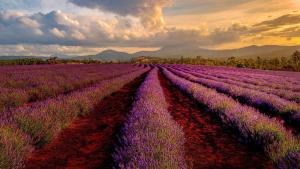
left=74, top=50, right=133, bottom=62
left=134, top=45, right=300, bottom=58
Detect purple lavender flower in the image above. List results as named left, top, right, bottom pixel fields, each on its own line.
left=168, top=67, right=300, bottom=127
left=0, top=66, right=149, bottom=169
left=114, top=68, right=186, bottom=169
left=161, top=67, right=299, bottom=169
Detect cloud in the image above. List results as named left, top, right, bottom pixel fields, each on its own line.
left=0, top=10, right=148, bottom=46
left=279, top=26, right=300, bottom=37
left=137, top=24, right=249, bottom=48
left=248, top=13, right=300, bottom=39
left=153, top=13, right=300, bottom=48
left=209, top=23, right=249, bottom=44
left=255, top=13, right=300, bottom=28
left=0, top=10, right=248, bottom=53
left=0, top=44, right=104, bottom=56
left=68, top=0, right=172, bottom=29
left=167, top=0, right=250, bottom=15
left=167, top=0, right=296, bottom=16
left=49, top=28, right=65, bottom=38
left=0, top=10, right=300, bottom=54
left=243, top=0, right=297, bottom=14
left=0, top=0, right=41, bottom=11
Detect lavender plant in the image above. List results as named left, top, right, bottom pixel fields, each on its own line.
left=0, top=67, right=149, bottom=169
left=162, top=68, right=299, bottom=169
left=169, top=68, right=300, bottom=128
left=114, top=68, right=186, bottom=169
left=172, top=67, right=300, bottom=104
left=169, top=64, right=300, bottom=92
left=0, top=64, right=140, bottom=112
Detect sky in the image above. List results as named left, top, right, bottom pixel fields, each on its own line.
left=0, top=0, right=300, bottom=56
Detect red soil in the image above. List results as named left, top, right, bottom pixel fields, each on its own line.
left=24, top=74, right=146, bottom=169
left=158, top=71, right=275, bottom=169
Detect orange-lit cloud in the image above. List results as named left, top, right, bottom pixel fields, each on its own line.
left=0, top=0, right=300, bottom=55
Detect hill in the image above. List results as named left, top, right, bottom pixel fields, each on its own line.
left=75, top=50, right=133, bottom=62
left=2, top=45, right=300, bottom=61
left=134, top=45, right=300, bottom=58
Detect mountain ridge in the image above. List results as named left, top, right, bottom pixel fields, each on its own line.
left=133, top=45, right=300, bottom=59
left=73, top=49, right=133, bottom=61
left=1, top=45, right=299, bottom=61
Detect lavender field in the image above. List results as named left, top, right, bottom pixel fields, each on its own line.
left=0, top=64, right=299, bottom=169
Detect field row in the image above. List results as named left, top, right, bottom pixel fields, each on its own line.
left=170, top=65, right=300, bottom=92
left=0, top=64, right=140, bottom=112
left=170, top=66, right=300, bottom=104
left=159, top=66, right=299, bottom=168
left=114, top=66, right=299, bottom=168
left=114, top=68, right=186, bottom=168
left=0, top=64, right=299, bottom=169
left=165, top=65, right=300, bottom=120
left=0, top=65, right=149, bottom=169
left=182, top=65, right=300, bottom=82
left=165, top=67, right=300, bottom=133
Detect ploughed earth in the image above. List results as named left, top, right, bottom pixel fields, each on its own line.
left=24, top=74, right=147, bottom=169
left=158, top=71, right=275, bottom=169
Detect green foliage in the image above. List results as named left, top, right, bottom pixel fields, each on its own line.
left=132, top=51, right=300, bottom=71
left=0, top=58, right=46, bottom=65
left=0, top=92, right=28, bottom=112
left=15, top=115, right=54, bottom=146
left=0, top=58, right=102, bottom=66
left=0, top=127, right=30, bottom=169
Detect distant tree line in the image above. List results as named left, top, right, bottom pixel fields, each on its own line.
left=132, top=51, right=300, bottom=72
left=0, top=57, right=102, bottom=66
left=2, top=51, right=300, bottom=71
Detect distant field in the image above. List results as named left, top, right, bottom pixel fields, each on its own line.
left=0, top=64, right=299, bottom=169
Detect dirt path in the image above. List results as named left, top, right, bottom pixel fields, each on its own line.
left=24, top=73, right=147, bottom=169
left=158, top=71, right=275, bottom=169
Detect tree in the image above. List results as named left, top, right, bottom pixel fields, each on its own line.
left=47, top=57, right=58, bottom=64
left=291, top=51, right=300, bottom=64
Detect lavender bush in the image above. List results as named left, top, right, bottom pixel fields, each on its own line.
left=0, top=126, right=31, bottom=169
left=114, top=68, right=186, bottom=169
left=172, top=67, right=300, bottom=104
left=0, top=64, right=140, bottom=112
left=168, top=64, right=300, bottom=92
left=168, top=68, right=300, bottom=127
left=161, top=68, right=299, bottom=169
left=0, top=67, right=149, bottom=169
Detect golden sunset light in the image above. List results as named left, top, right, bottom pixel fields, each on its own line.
left=0, top=1, right=300, bottom=169
left=0, top=0, right=299, bottom=55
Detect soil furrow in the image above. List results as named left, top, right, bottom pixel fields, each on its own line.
left=158, top=71, right=275, bottom=169
left=24, top=73, right=147, bottom=169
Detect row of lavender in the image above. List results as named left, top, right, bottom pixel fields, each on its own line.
left=0, top=64, right=124, bottom=89
left=166, top=67, right=300, bottom=134
left=114, top=68, right=186, bottom=169
left=184, top=65, right=300, bottom=84
left=160, top=67, right=299, bottom=169
left=0, top=67, right=149, bottom=169
left=0, top=64, right=140, bottom=112
left=173, top=65, right=300, bottom=92
left=175, top=67, right=300, bottom=104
